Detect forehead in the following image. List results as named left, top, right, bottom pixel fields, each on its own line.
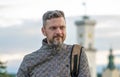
left=45, top=17, right=66, bottom=27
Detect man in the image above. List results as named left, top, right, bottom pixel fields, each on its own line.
left=17, top=10, right=91, bottom=77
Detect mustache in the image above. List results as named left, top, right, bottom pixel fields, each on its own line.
left=53, top=34, right=63, bottom=38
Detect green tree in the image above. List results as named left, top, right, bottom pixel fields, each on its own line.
left=0, top=60, right=9, bottom=77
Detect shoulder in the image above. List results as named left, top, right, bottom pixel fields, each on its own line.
left=19, top=48, right=44, bottom=70
left=64, top=44, right=85, bottom=52
left=72, top=44, right=85, bottom=52
left=63, top=43, right=73, bottom=51
left=23, top=48, right=42, bottom=61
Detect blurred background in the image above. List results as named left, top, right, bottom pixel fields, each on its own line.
left=0, top=0, right=120, bottom=77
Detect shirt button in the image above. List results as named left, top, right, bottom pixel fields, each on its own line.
left=66, top=64, right=69, bottom=67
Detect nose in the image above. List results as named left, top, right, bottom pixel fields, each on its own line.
left=56, top=28, right=62, bottom=34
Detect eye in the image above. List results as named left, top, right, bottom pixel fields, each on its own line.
left=50, top=26, right=57, bottom=30
left=60, top=26, right=65, bottom=30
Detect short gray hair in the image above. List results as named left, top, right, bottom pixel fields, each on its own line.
left=42, top=10, right=65, bottom=26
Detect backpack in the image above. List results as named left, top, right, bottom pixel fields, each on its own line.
left=70, top=44, right=83, bottom=77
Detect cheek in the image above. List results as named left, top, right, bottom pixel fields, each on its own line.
left=64, top=31, right=66, bottom=38
left=63, top=30, right=66, bottom=35
left=46, top=31, right=54, bottom=37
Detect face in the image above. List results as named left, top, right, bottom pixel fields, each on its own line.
left=42, top=17, right=66, bottom=45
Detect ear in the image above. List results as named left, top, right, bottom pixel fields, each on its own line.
left=41, top=27, right=46, bottom=36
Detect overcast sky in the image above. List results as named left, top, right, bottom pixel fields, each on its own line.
left=0, top=0, right=120, bottom=27
left=0, top=0, right=120, bottom=74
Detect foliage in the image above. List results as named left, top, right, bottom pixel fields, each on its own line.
left=0, top=60, right=9, bottom=77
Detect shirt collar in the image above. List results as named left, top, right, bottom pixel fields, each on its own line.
left=42, top=38, right=64, bottom=51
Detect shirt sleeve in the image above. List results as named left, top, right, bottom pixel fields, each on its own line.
left=78, top=48, right=91, bottom=77
left=16, top=56, right=29, bottom=77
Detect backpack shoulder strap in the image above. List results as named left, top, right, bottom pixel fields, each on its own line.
left=70, top=44, right=83, bottom=77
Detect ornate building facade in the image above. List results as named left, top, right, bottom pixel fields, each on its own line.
left=102, top=48, right=120, bottom=77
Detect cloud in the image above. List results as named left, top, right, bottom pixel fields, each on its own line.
left=0, top=19, right=43, bottom=54
left=1, top=0, right=120, bottom=28
left=96, top=50, right=120, bottom=66
left=92, top=16, right=120, bottom=50
left=0, top=52, right=26, bottom=62
left=0, top=17, right=23, bottom=27
left=115, top=55, right=120, bottom=57
left=0, top=5, right=10, bottom=9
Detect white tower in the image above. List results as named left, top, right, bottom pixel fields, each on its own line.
left=75, top=16, right=97, bottom=77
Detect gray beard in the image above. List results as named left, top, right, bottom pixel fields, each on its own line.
left=50, top=42, right=63, bottom=55
left=51, top=41, right=62, bottom=49
left=50, top=37, right=63, bottom=46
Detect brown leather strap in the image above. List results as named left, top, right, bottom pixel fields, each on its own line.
left=70, top=44, right=82, bottom=77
